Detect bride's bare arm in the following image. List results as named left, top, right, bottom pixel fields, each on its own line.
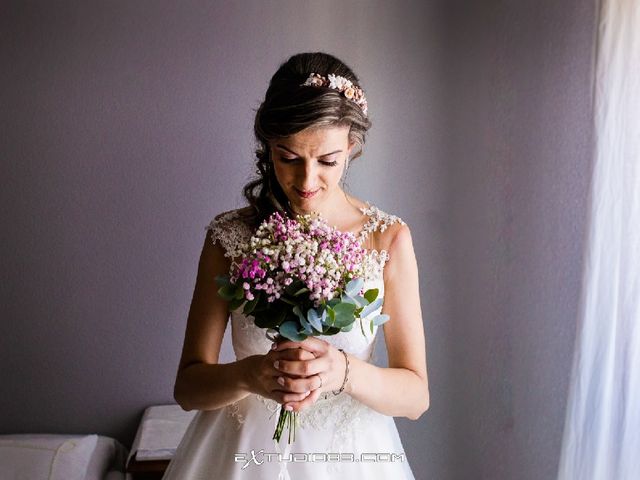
left=272, top=223, right=430, bottom=420
left=173, top=231, right=314, bottom=411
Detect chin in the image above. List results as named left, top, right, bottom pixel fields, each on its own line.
left=289, top=198, right=322, bottom=215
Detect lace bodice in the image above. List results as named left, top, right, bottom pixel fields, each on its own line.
left=205, top=201, right=406, bottom=286
left=204, top=201, right=406, bottom=453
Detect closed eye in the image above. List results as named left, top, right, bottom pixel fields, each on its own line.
left=280, top=157, right=338, bottom=167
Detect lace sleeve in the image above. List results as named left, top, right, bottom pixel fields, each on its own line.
left=204, top=210, right=253, bottom=259
left=358, top=203, right=408, bottom=243
left=351, top=203, right=408, bottom=283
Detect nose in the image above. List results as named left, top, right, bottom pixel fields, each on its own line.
left=297, top=161, right=317, bottom=189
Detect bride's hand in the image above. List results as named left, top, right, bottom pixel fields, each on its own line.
left=247, top=345, right=317, bottom=405
left=271, top=337, right=349, bottom=412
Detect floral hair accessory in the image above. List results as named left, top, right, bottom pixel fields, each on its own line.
left=300, top=72, right=369, bottom=116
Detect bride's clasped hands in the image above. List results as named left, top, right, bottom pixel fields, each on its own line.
left=246, top=337, right=349, bottom=412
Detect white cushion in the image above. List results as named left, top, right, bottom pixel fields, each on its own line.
left=85, top=436, right=128, bottom=480
left=0, top=434, right=98, bottom=480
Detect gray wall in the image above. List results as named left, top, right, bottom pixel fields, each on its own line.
left=443, top=2, right=596, bottom=479
left=0, top=1, right=595, bottom=479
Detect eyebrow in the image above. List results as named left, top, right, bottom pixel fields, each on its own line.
left=275, top=144, right=342, bottom=158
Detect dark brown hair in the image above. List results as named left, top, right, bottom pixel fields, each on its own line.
left=239, top=52, right=372, bottom=228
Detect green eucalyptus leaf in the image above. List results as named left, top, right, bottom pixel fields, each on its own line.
left=292, top=306, right=306, bottom=323
left=372, top=314, right=390, bottom=326
left=307, top=308, right=323, bottom=332
left=254, top=315, right=273, bottom=329
left=342, top=294, right=366, bottom=308
left=228, top=297, right=245, bottom=311
left=361, top=297, right=383, bottom=318
left=215, top=275, right=231, bottom=287
left=242, top=295, right=259, bottom=315
left=279, top=321, right=307, bottom=341
left=353, top=294, right=368, bottom=307
left=333, top=302, right=357, bottom=328
left=285, top=279, right=305, bottom=296
left=274, top=308, right=288, bottom=325
left=341, top=295, right=358, bottom=306
left=364, top=288, right=379, bottom=303
left=323, top=325, right=341, bottom=335
left=341, top=321, right=355, bottom=332
left=300, top=316, right=314, bottom=334
left=234, top=286, right=245, bottom=300
left=251, top=293, right=268, bottom=312
left=345, top=278, right=364, bottom=297
left=218, top=284, right=236, bottom=301
left=334, top=302, right=356, bottom=316
left=326, top=306, right=336, bottom=326
left=291, top=306, right=313, bottom=334
left=333, top=316, right=355, bottom=329
left=254, top=309, right=285, bottom=329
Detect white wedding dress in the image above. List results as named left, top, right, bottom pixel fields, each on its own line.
left=162, top=202, right=416, bottom=480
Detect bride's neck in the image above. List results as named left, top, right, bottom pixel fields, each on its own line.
left=289, top=191, right=362, bottom=229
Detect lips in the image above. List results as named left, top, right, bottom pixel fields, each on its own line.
left=295, top=188, right=319, bottom=199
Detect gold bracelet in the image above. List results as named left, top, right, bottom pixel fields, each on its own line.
left=332, top=348, right=349, bottom=395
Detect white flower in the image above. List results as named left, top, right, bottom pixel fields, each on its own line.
left=300, top=72, right=368, bottom=117
left=328, top=73, right=351, bottom=91
left=303, top=73, right=324, bottom=87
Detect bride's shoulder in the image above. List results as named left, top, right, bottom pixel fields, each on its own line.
left=204, top=206, right=256, bottom=257
left=358, top=200, right=409, bottom=252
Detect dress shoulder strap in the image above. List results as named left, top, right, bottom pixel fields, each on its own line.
left=356, top=201, right=407, bottom=244
left=204, top=209, right=253, bottom=258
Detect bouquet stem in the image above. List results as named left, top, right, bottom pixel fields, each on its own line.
left=272, top=408, right=298, bottom=444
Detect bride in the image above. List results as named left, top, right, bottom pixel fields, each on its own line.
left=163, top=51, right=429, bottom=480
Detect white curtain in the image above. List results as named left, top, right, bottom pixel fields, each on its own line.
left=557, top=1, right=640, bottom=479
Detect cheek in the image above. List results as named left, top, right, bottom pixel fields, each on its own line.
left=326, top=169, right=343, bottom=184
left=272, top=165, right=289, bottom=182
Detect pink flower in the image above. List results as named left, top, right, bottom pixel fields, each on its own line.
left=228, top=209, right=368, bottom=307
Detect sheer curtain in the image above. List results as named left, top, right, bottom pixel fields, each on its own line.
left=557, top=1, right=640, bottom=479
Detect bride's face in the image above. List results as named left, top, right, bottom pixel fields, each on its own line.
left=269, top=124, right=354, bottom=214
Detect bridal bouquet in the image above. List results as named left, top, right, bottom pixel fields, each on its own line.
left=215, top=210, right=389, bottom=443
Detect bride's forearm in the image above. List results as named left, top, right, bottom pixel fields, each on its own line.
left=173, top=356, right=257, bottom=411
left=345, top=354, right=429, bottom=420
